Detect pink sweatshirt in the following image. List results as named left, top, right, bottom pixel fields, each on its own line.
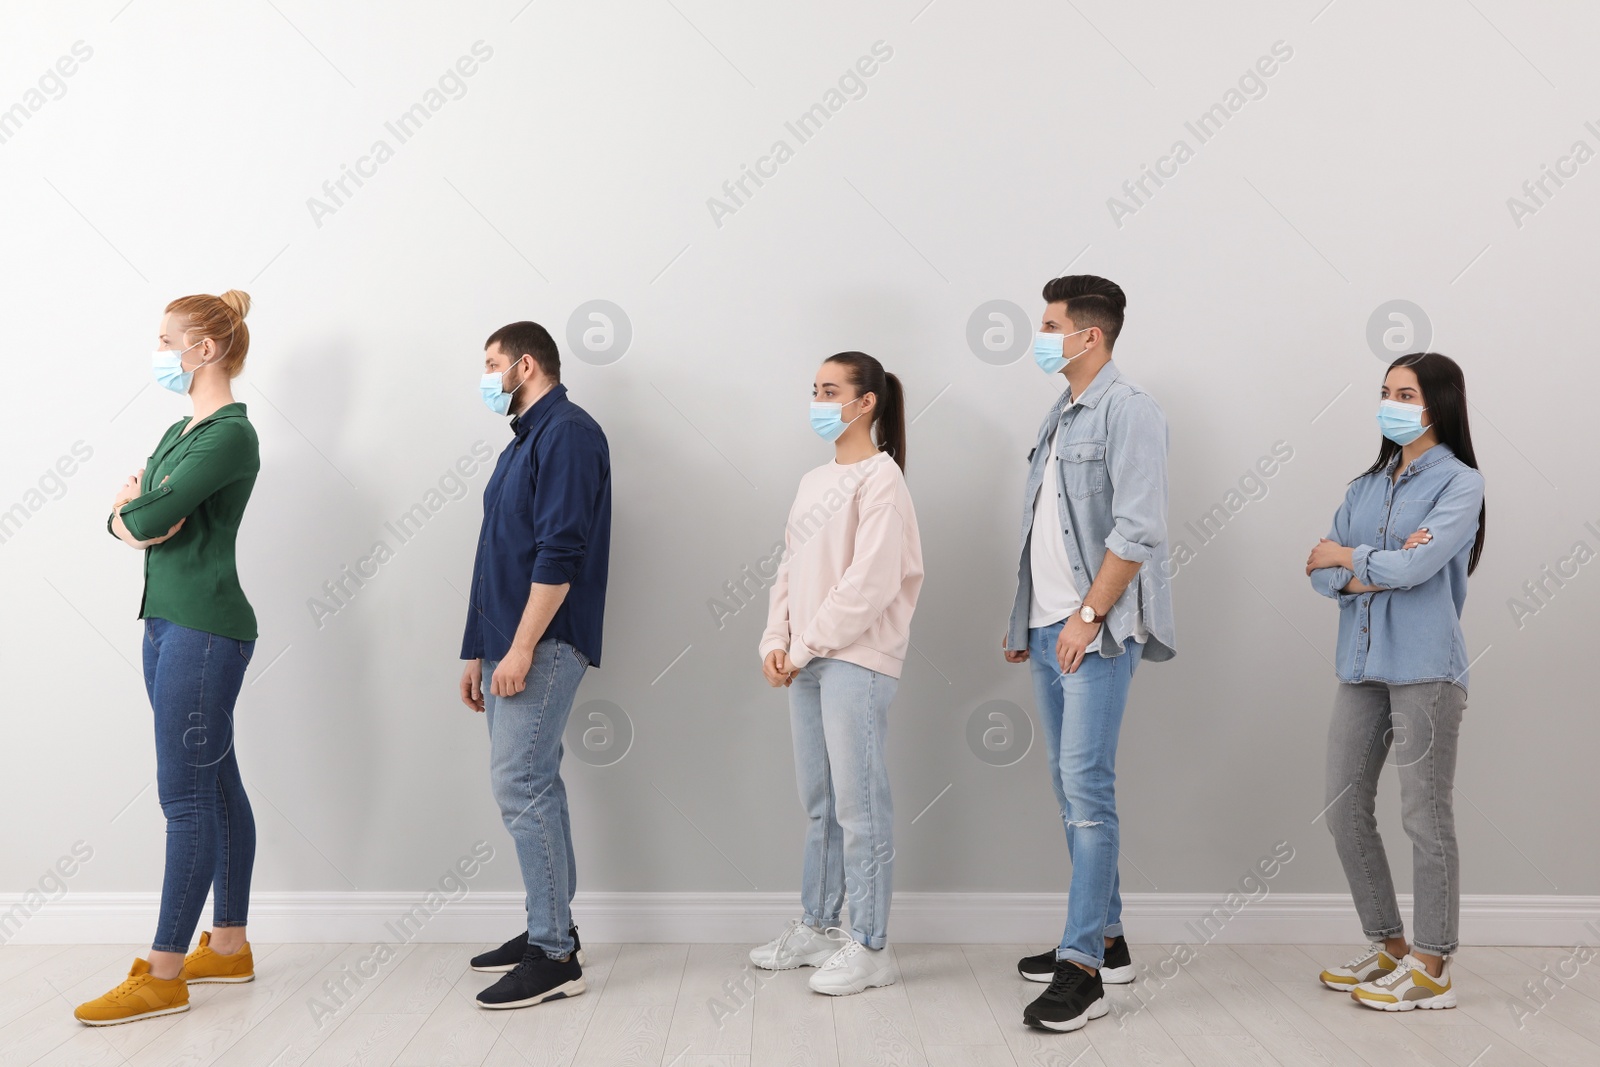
left=760, top=451, right=924, bottom=678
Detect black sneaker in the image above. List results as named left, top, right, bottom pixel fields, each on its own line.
left=1023, top=961, right=1107, bottom=1032
left=1017, top=948, right=1058, bottom=983
left=1018, top=937, right=1134, bottom=985
left=1100, top=935, right=1134, bottom=984
left=475, top=948, right=585, bottom=1010
left=470, top=925, right=584, bottom=972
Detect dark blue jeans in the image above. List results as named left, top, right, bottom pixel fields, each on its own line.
left=143, top=616, right=256, bottom=953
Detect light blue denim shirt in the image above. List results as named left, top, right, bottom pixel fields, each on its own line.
left=1308, top=441, right=1485, bottom=691
left=1006, top=359, right=1176, bottom=662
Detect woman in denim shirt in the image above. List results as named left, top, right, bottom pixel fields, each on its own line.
left=1305, top=352, right=1486, bottom=1013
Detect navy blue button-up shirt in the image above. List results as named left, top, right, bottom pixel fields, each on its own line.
left=461, top=383, right=611, bottom=667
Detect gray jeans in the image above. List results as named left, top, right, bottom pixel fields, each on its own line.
left=1323, top=679, right=1466, bottom=956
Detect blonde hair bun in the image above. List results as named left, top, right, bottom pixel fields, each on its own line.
left=219, top=289, right=252, bottom=321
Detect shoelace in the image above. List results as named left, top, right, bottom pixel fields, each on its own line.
left=818, top=927, right=860, bottom=969
left=1372, top=956, right=1418, bottom=988
left=767, top=918, right=808, bottom=959
left=1045, top=961, right=1094, bottom=995
left=1341, top=942, right=1387, bottom=970
left=106, top=972, right=155, bottom=1001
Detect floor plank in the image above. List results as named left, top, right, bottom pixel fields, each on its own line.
left=896, top=944, right=1008, bottom=1047
left=1, top=942, right=1588, bottom=1067
left=750, top=965, right=839, bottom=1067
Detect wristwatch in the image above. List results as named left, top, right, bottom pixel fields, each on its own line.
left=1079, top=604, right=1105, bottom=626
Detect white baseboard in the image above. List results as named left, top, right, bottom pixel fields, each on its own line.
left=3, top=891, right=1597, bottom=947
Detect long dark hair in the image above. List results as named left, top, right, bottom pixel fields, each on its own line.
left=1355, top=352, right=1486, bottom=574
left=825, top=351, right=907, bottom=473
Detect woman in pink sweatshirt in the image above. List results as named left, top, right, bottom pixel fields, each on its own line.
left=752, top=351, right=925, bottom=996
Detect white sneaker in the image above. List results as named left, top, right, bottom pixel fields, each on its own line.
left=807, top=930, right=897, bottom=996
left=750, top=918, right=839, bottom=971
left=1351, top=953, right=1456, bottom=1011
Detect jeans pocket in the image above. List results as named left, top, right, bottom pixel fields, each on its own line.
left=237, top=639, right=256, bottom=665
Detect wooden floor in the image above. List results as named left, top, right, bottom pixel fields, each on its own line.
left=1, top=941, right=1594, bottom=1066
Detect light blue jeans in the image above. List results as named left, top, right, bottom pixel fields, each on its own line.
left=483, top=637, right=589, bottom=958
left=1028, top=623, right=1144, bottom=970
left=788, top=656, right=897, bottom=950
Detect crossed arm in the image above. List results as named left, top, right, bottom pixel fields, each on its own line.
left=1306, top=471, right=1482, bottom=599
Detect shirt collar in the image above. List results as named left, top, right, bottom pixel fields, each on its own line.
left=1055, top=358, right=1121, bottom=414
left=511, top=382, right=567, bottom=437
left=1386, top=440, right=1453, bottom=477
left=186, top=402, right=248, bottom=428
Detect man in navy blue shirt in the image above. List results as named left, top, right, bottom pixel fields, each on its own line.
left=457, top=320, right=611, bottom=1012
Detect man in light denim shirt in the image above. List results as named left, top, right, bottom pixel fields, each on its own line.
left=1004, top=275, right=1175, bottom=1035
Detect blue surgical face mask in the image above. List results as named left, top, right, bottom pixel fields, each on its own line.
left=1376, top=398, right=1429, bottom=445
left=151, top=341, right=210, bottom=394
left=480, top=360, right=526, bottom=416
left=810, top=397, right=865, bottom=442
left=1032, top=326, right=1093, bottom=374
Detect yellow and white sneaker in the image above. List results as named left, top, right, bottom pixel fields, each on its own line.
left=73, top=958, right=190, bottom=1026
left=1319, top=943, right=1399, bottom=991
left=1351, top=953, right=1456, bottom=1011
left=180, top=930, right=255, bottom=984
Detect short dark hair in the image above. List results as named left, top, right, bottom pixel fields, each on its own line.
left=1041, top=275, right=1126, bottom=350
left=485, top=321, right=560, bottom=383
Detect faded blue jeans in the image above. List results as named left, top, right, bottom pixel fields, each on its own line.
left=1028, top=623, right=1144, bottom=970
left=483, top=636, right=589, bottom=959
left=788, top=656, right=897, bottom=950
left=144, top=616, right=257, bottom=954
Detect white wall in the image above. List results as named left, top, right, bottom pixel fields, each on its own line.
left=2, top=0, right=1596, bottom=941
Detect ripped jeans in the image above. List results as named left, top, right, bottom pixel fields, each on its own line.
left=1028, top=623, right=1144, bottom=970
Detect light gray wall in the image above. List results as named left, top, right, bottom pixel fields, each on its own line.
left=2, top=1, right=1596, bottom=908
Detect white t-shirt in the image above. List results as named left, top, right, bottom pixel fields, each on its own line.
left=1028, top=414, right=1148, bottom=642
left=1029, top=426, right=1084, bottom=627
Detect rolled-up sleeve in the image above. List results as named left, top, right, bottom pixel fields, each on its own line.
left=1351, top=469, right=1484, bottom=591
left=1309, top=493, right=1361, bottom=601
left=1102, top=392, right=1168, bottom=564
left=528, top=421, right=608, bottom=587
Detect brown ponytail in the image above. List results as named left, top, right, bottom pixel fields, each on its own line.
left=825, top=351, right=908, bottom=472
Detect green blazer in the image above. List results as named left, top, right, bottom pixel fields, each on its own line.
left=108, top=402, right=260, bottom=640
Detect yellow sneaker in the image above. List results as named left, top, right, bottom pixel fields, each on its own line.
left=180, top=930, right=255, bottom=984
left=74, top=958, right=189, bottom=1026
